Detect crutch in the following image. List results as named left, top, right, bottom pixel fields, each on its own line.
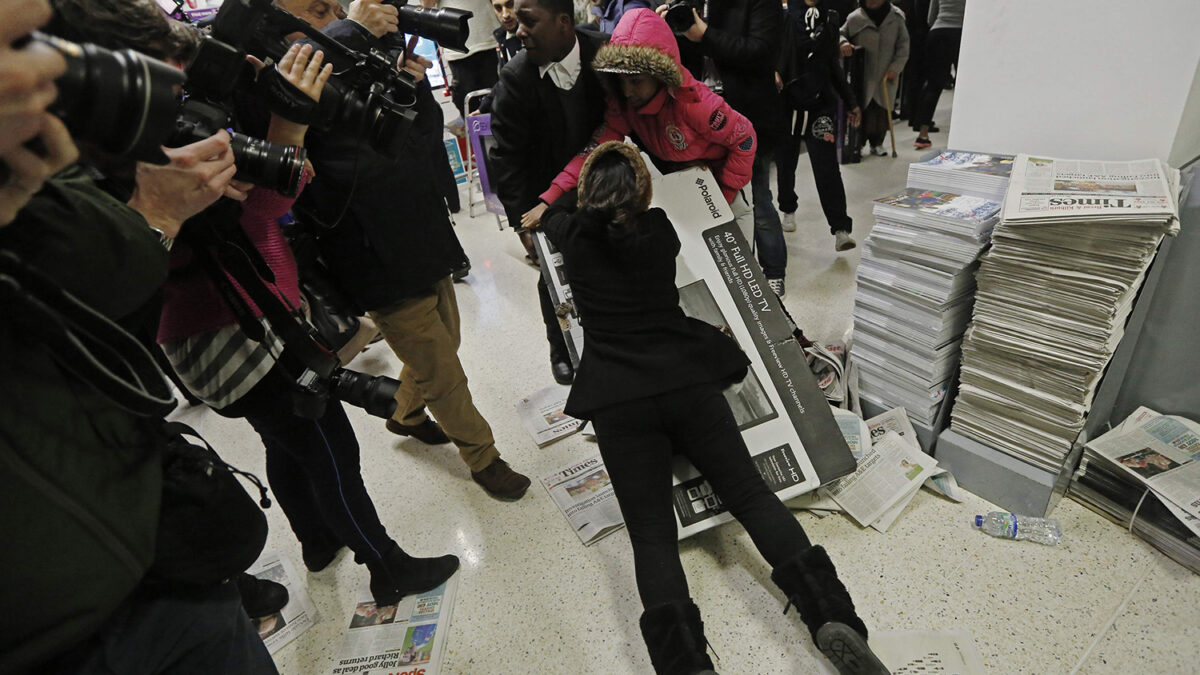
left=879, top=74, right=898, bottom=158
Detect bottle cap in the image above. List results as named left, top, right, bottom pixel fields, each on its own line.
left=974, top=515, right=983, bottom=527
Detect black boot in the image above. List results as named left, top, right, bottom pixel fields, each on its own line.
left=638, top=600, right=718, bottom=675
left=235, top=572, right=289, bottom=619
left=365, top=542, right=460, bottom=607
left=771, top=546, right=889, bottom=675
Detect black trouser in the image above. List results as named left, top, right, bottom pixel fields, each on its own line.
left=914, top=28, right=962, bottom=129
left=901, top=36, right=926, bottom=122
left=53, top=581, right=277, bottom=674
left=539, top=275, right=569, bottom=362
left=219, top=367, right=393, bottom=565
left=448, top=50, right=500, bottom=119
left=775, top=106, right=853, bottom=235
left=591, top=382, right=813, bottom=608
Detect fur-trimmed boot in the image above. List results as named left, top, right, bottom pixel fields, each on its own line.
left=771, top=546, right=890, bottom=675
left=638, top=600, right=719, bottom=675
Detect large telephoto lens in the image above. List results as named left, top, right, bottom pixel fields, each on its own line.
left=395, top=6, right=472, bottom=53
left=229, top=133, right=308, bottom=198
left=37, top=32, right=184, bottom=165
left=328, top=368, right=400, bottom=420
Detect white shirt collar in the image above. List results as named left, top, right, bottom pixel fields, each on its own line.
left=538, top=37, right=582, bottom=90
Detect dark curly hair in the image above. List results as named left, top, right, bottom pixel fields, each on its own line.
left=45, top=0, right=200, bottom=62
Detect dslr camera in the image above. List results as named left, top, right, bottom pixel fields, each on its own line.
left=664, top=0, right=704, bottom=33
left=381, top=0, right=473, bottom=54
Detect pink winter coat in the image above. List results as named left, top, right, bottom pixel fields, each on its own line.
left=539, top=8, right=757, bottom=206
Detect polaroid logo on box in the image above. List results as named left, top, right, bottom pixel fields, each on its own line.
left=695, top=178, right=723, bottom=220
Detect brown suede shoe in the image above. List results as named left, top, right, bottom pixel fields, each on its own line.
left=472, top=459, right=531, bottom=501
left=385, top=418, right=451, bottom=445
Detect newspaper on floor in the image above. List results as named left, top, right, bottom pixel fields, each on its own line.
left=329, top=576, right=458, bottom=675
left=517, top=384, right=583, bottom=446
left=541, top=453, right=625, bottom=545
left=822, top=431, right=939, bottom=527
left=867, top=407, right=964, bottom=502
left=792, top=407, right=869, bottom=515
left=247, top=552, right=317, bottom=654
left=1085, top=408, right=1200, bottom=520
left=867, top=630, right=987, bottom=675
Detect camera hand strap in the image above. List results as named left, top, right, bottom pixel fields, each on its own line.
left=256, top=66, right=317, bottom=126
left=0, top=250, right=177, bottom=418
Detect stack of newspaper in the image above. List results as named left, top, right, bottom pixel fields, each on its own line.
left=1071, top=407, right=1200, bottom=574
left=854, top=189, right=1001, bottom=425
left=952, top=155, right=1181, bottom=472
left=907, top=151, right=1014, bottom=202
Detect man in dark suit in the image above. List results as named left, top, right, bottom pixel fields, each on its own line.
left=489, top=0, right=608, bottom=385
left=665, top=0, right=788, bottom=298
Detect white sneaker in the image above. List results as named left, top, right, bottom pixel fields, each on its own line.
left=869, top=145, right=888, bottom=157
left=781, top=212, right=796, bottom=232
left=835, top=231, right=857, bottom=252
left=767, top=278, right=786, bottom=299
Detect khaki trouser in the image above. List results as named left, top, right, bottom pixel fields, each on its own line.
left=369, top=277, right=500, bottom=473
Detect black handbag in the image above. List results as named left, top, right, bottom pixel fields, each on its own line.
left=147, top=422, right=271, bottom=586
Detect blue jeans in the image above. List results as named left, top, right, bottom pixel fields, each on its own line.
left=751, top=151, right=787, bottom=279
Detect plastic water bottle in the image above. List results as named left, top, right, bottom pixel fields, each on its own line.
left=972, top=511, right=1062, bottom=546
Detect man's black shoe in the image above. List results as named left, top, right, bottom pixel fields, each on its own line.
left=552, top=359, right=574, bottom=385
left=452, top=260, right=471, bottom=282
left=235, top=573, right=289, bottom=619
left=386, top=418, right=452, bottom=445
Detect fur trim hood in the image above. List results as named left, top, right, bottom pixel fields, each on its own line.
left=591, top=9, right=698, bottom=99
left=579, top=141, right=653, bottom=214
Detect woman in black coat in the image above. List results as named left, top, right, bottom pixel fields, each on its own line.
left=531, top=141, right=886, bottom=675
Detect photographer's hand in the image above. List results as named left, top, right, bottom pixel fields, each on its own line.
left=0, top=113, right=77, bottom=226
left=655, top=4, right=707, bottom=42
left=0, top=0, right=66, bottom=154
left=127, top=131, right=240, bottom=240
left=268, top=43, right=334, bottom=147
left=348, top=0, right=400, bottom=38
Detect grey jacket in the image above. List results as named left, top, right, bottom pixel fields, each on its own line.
left=841, top=5, right=910, bottom=109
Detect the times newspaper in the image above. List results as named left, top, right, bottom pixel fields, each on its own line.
left=328, top=576, right=458, bottom=675
left=517, top=384, right=583, bottom=446
left=247, top=552, right=317, bottom=655
left=1002, top=155, right=1180, bottom=225
left=541, top=454, right=625, bottom=545
left=822, top=430, right=938, bottom=528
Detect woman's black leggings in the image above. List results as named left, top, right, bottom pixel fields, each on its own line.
left=590, top=382, right=812, bottom=608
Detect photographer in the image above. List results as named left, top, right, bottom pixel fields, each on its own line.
left=0, top=2, right=280, bottom=672
left=278, top=0, right=533, bottom=500
left=662, top=0, right=789, bottom=298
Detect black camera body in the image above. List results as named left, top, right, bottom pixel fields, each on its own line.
left=293, top=367, right=400, bottom=421
left=664, top=0, right=704, bottom=33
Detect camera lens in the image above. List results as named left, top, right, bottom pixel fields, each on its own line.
left=328, top=368, right=400, bottom=420
left=37, top=32, right=184, bottom=165
left=394, top=6, right=473, bottom=53
left=228, top=133, right=308, bottom=198
left=664, top=1, right=696, bottom=33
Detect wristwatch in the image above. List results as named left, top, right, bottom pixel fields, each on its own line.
left=147, top=225, right=175, bottom=251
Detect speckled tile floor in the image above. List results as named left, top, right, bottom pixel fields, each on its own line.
left=171, top=92, right=1200, bottom=674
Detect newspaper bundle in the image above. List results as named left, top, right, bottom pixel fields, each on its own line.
left=517, top=384, right=583, bottom=446
left=541, top=453, right=625, bottom=545
left=1071, top=408, right=1200, bottom=573
left=247, top=552, right=317, bottom=654
left=822, top=430, right=939, bottom=529
left=952, top=155, right=1182, bottom=472
left=1086, top=409, right=1200, bottom=521
left=329, top=576, right=458, bottom=675
left=907, top=150, right=1014, bottom=202
left=854, top=180, right=1000, bottom=427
